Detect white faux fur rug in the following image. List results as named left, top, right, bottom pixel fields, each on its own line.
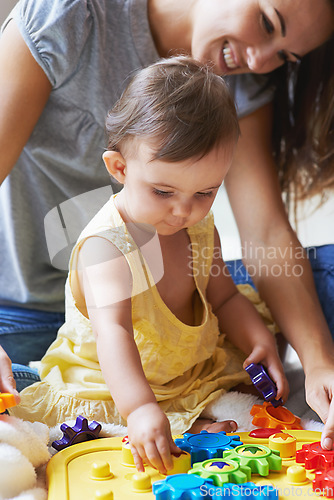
left=19, top=392, right=325, bottom=500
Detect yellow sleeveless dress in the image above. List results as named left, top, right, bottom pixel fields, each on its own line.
left=11, top=196, right=276, bottom=433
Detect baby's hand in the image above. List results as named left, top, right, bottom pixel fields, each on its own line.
left=243, top=344, right=289, bottom=403
left=127, top=402, right=181, bottom=474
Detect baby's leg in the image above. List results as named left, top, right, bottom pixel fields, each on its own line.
left=188, top=418, right=237, bottom=434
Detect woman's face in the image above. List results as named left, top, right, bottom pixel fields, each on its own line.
left=190, top=0, right=333, bottom=74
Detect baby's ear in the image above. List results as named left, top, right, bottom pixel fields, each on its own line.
left=103, top=151, right=127, bottom=184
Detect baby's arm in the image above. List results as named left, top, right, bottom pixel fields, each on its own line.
left=206, top=228, right=289, bottom=402
left=78, top=236, right=179, bottom=473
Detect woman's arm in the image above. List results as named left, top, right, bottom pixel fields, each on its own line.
left=225, top=103, right=334, bottom=446
left=0, top=20, right=51, bottom=388
left=0, top=20, right=51, bottom=184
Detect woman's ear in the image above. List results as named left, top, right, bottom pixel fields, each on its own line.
left=102, top=151, right=127, bottom=184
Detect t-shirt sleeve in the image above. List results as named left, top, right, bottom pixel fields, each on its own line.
left=4, top=0, right=93, bottom=88
left=225, top=73, right=275, bottom=118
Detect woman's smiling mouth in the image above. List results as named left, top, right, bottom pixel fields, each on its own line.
left=223, top=42, right=239, bottom=69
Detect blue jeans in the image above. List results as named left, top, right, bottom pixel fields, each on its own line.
left=0, top=306, right=64, bottom=365
left=307, top=245, right=334, bottom=337
left=226, top=244, right=334, bottom=338
left=12, top=363, right=41, bottom=393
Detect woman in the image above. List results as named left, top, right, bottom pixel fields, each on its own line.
left=0, top=0, right=333, bottom=446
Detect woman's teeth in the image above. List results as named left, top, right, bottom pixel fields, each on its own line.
left=223, top=43, right=238, bottom=69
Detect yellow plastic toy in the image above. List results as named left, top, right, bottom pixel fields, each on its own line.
left=268, top=432, right=297, bottom=459
left=46, top=429, right=326, bottom=500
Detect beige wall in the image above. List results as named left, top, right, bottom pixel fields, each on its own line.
left=0, top=0, right=17, bottom=25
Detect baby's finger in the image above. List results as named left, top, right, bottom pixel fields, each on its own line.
left=267, top=364, right=288, bottom=400
left=170, top=438, right=182, bottom=457
left=145, top=441, right=168, bottom=474
left=130, top=444, right=145, bottom=472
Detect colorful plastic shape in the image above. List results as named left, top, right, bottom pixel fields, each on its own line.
left=189, top=458, right=251, bottom=486
left=174, top=431, right=242, bottom=465
left=52, top=415, right=102, bottom=451
left=0, top=393, right=17, bottom=412
left=296, top=442, right=334, bottom=471
left=245, top=364, right=283, bottom=407
left=268, top=432, right=297, bottom=459
left=286, top=465, right=309, bottom=485
left=132, top=472, right=152, bottom=493
left=223, top=444, right=282, bottom=476
left=90, top=461, right=114, bottom=480
left=250, top=402, right=303, bottom=430
left=167, top=452, right=192, bottom=476
left=121, top=437, right=136, bottom=466
left=249, top=429, right=281, bottom=439
left=153, top=474, right=215, bottom=499
left=121, top=437, right=191, bottom=474
left=212, top=482, right=279, bottom=500
left=313, top=468, right=334, bottom=497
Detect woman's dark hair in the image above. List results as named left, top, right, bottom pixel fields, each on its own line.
left=272, top=32, right=334, bottom=207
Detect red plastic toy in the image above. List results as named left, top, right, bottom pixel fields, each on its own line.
left=296, top=442, right=334, bottom=471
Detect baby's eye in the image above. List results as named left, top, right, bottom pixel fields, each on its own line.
left=196, top=191, right=213, bottom=198
left=153, top=188, right=173, bottom=197
left=261, top=13, right=274, bottom=34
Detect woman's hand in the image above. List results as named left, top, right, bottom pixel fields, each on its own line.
left=0, top=346, right=20, bottom=403
left=243, top=343, right=290, bottom=404
left=127, top=402, right=181, bottom=474
left=305, top=362, right=334, bottom=450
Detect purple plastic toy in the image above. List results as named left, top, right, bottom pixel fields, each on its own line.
left=245, top=363, right=283, bottom=407
left=52, top=415, right=102, bottom=451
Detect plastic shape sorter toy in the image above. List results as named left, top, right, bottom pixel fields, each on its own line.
left=250, top=402, right=303, bottom=430
left=52, top=415, right=102, bottom=451
left=296, top=442, right=334, bottom=471
left=153, top=476, right=279, bottom=499
left=245, top=363, right=283, bottom=407
left=313, top=468, right=334, bottom=497
left=46, top=429, right=332, bottom=499
left=0, top=392, right=17, bottom=413
left=174, top=430, right=242, bottom=465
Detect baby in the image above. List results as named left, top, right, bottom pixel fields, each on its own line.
left=11, top=56, right=288, bottom=474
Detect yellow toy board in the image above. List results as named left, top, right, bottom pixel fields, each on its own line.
left=46, top=430, right=328, bottom=500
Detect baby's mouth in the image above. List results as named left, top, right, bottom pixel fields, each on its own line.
left=223, top=42, right=238, bottom=69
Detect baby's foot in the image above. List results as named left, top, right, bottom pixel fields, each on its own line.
left=188, top=418, right=237, bottom=434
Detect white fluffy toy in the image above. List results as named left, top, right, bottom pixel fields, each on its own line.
left=0, top=414, right=50, bottom=500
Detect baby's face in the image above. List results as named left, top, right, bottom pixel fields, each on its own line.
left=116, top=141, right=234, bottom=235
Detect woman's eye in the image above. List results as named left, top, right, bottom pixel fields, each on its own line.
left=278, top=50, right=289, bottom=63
left=153, top=189, right=172, bottom=197
left=261, top=13, right=274, bottom=34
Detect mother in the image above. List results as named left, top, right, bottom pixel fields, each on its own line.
left=0, top=0, right=333, bottom=443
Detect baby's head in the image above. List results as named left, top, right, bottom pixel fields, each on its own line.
left=103, top=56, right=239, bottom=234
left=105, top=55, right=239, bottom=162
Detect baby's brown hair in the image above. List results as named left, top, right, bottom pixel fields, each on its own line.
left=106, top=56, right=239, bottom=161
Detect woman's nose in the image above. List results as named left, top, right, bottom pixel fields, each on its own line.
left=246, top=45, right=278, bottom=72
